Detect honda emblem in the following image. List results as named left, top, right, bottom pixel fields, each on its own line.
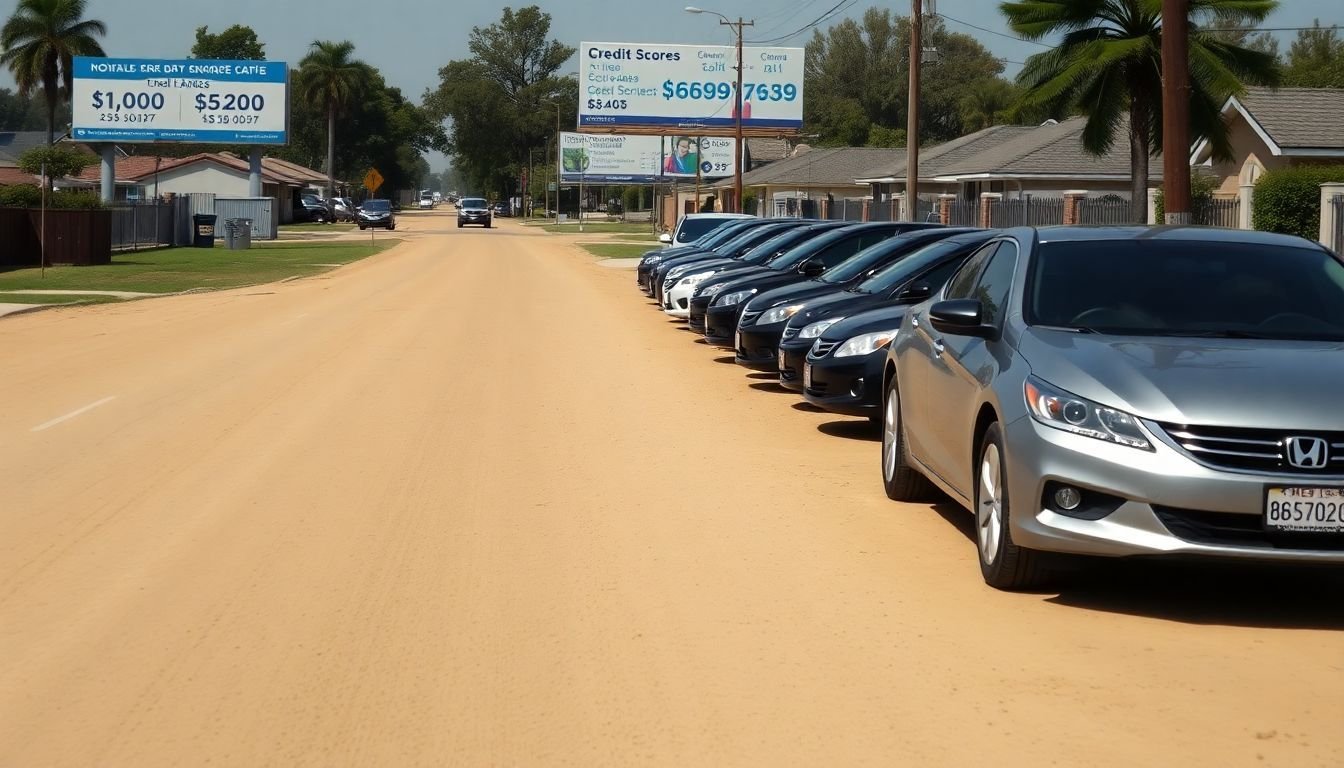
left=1285, top=436, right=1329, bottom=469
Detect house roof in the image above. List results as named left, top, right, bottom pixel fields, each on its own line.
left=745, top=137, right=793, bottom=164
left=0, top=131, right=51, bottom=166
left=933, top=116, right=1163, bottom=181
left=63, top=152, right=330, bottom=186
left=855, top=124, right=1037, bottom=183
left=0, top=166, right=38, bottom=186
left=1194, top=87, right=1344, bottom=161
left=725, top=147, right=904, bottom=188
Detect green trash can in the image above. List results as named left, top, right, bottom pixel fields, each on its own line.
left=192, top=214, right=217, bottom=248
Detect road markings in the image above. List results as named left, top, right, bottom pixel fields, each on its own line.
left=31, top=396, right=117, bottom=432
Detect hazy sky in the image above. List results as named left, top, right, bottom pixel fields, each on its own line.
left=2, top=0, right=1339, bottom=170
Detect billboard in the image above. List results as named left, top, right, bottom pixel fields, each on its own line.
left=71, top=57, right=288, bottom=144
left=559, top=132, right=737, bottom=183
left=578, top=42, right=803, bottom=135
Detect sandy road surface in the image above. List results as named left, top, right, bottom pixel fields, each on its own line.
left=1, top=211, right=1341, bottom=767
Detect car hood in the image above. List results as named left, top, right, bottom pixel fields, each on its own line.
left=749, top=280, right=843, bottom=311
left=787, top=291, right=888, bottom=330
left=820, top=304, right=911, bottom=341
left=714, top=269, right=806, bottom=297
left=1018, top=329, right=1344, bottom=429
left=461, top=208, right=488, bottom=214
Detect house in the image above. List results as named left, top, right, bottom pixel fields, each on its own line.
left=0, top=166, right=37, bottom=186
left=709, top=146, right=907, bottom=216
left=0, top=131, right=50, bottom=167
left=1191, top=87, right=1344, bottom=195
left=859, top=117, right=1160, bottom=205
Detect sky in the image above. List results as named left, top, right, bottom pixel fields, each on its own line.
left=2, top=0, right=1340, bottom=171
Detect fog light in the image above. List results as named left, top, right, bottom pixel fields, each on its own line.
left=1054, top=486, right=1082, bottom=511
left=850, top=377, right=865, bottom=398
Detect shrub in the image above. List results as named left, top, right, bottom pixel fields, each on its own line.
left=0, top=184, right=105, bottom=209
left=53, top=190, right=105, bottom=209
left=742, top=193, right=758, bottom=216
left=622, top=185, right=640, bottom=213
left=1252, top=164, right=1344, bottom=240
left=0, top=183, right=42, bottom=208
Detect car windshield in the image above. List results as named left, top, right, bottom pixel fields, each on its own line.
left=856, top=235, right=986, bottom=294
left=764, top=227, right=861, bottom=270
left=737, top=228, right=819, bottom=264
left=678, top=217, right=736, bottom=243
left=695, top=222, right=756, bottom=248
left=713, top=225, right=793, bottom=258
left=819, top=236, right=912, bottom=284
left=1027, top=239, right=1344, bottom=340
left=362, top=200, right=390, bottom=212
left=462, top=198, right=486, bottom=208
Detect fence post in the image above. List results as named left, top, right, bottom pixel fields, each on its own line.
left=820, top=198, right=830, bottom=219
left=1320, top=183, right=1344, bottom=248
left=938, top=194, right=954, bottom=225
left=1063, top=190, right=1089, bottom=225
left=978, top=192, right=1001, bottom=228
left=861, top=199, right=871, bottom=222
left=1238, top=184, right=1255, bottom=230
left=1146, top=188, right=1160, bottom=225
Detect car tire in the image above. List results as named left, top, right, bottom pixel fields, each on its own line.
left=975, top=423, right=1050, bottom=591
left=881, top=375, right=936, bottom=502
left=358, top=225, right=365, bottom=231
left=316, top=213, right=328, bottom=224
left=485, top=221, right=491, bottom=229
left=457, top=222, right=463, bottom=228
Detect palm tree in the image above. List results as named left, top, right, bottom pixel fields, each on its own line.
left=297, top=40, right=374, bottom=198
left=0, top=0, right=106, bottom=145
left=1001, top=0, right=1281, bottom=222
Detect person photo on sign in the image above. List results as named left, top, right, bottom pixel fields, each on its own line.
left=663, top=136, right=698, bottom=175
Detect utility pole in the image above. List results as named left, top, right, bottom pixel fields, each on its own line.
left=726, top=16, right=753, bottom=213
left=694, top=136, right=702, bottom=212
left=1161, top=0, right=1191, bottom=224
left=906, top=0, right=922, bottom=221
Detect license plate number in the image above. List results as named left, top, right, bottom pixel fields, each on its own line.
left=804, top=362, right=812, bottom=389
left=735, top=330, right=741, bottom=351
left=778, top=347, right=786, bottom=371
left=1265, top=487, right=1344, bottom=533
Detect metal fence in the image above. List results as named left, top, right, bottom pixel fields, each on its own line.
left=215, top=197, right=278, bottom=240
left=110, top=201, right=175, bottom=250
left=1077, top=198, right=1141, bottom=225
left=947, top=200, right=977, bottom=226
left=988, top=196, right=1066, bottom=228
left=1332, top=195, right=1344, bottom=255
left=1193, top=197, right=1240, bottom=228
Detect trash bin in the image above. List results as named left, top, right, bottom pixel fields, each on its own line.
left=224, top=218, right=253, bottom=250
left=192, top=214, right=217, bottom=248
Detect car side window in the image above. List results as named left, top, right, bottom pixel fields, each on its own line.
left=816, top=235, right=868, bottom=267
left=972, top=242, right=1019, bottom=326
left=911, top=258, right=965, bottom=295
left=943, top=242, right=999, bottom=299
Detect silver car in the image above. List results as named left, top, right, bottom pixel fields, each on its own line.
left=881, top=226, right=1344, bottom=590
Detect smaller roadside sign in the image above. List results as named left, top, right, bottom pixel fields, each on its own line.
left=363, top=168, right=384, bottom=193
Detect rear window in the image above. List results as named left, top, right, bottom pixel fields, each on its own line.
left=677, top=217, right=734, bottom=244
left=461, top=198, right=487, bottom=208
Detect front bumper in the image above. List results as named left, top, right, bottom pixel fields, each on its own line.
left=776, top=340, right=811, bottom=392
left=663, top=281, right=695, bottom=318
left=1002, top=416, right=1344, bottom=562
left=734, top=324, right=786, bottom=371
left=704, top=304, right=744, bottom=345
left=801, top=350, right=885, bottom=417
left=459, top=212, right=490, bottom=225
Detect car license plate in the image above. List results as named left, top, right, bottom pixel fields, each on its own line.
left=803, top=362, right=812, bottom=389
left=1265, top=486, right=1344, bottom=533
left=735, top=330, right=741, bottom=351
left=778, top=347, right=786, bottom=371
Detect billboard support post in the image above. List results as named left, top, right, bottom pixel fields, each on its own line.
left=100, top=144, right=114, bottom=204
left=249, top=147, right=263, bottom=198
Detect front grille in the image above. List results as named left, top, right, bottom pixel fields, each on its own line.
left=1153, top=506, right=1344, bottom=551
left=1158, top=424, right=1344, bottom=475
left=806, top=379, right=829, bottom=395
left=780, top=365, right=798, bottom=381
left=740, top=310, right=762, bottom=327
left=782, top=327, right=799, bottom=340
left=810, top=340, right=840, bottom=359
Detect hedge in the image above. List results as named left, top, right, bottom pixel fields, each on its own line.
left=0, top=184, right=105, bottom=210
left=1252, top=165, right=1344, bottom=240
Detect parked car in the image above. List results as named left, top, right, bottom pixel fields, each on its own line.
left=637, top=218, right=784, bottom=295
left=774, top=231, right=994, bottom=388
left=419, top=192, right=435, bottom=209
left=690, top=223, right=943, bottom=343
left=882, top=226, right=1344, bottom=590
left=660, top=212, right=755, bottom=246
left=735, top=228, right=983, bottom=372
left=458, top=197, right=492, bottom=228
left=649, top=221, right=809, bottom=306
left=356, top=198, right=396, bottom=230
left=492, top=201, right=513, bottom=217
left=790, top=231, right=997, bottom=414
left=331, top=197, right=358, bottom=222
left=661, top=222, right=853, bottom=317
left=295, top=195, right=333, bottom=224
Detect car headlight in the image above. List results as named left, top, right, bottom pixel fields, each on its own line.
left=667, top=264, right=695, bottom=279
left=713, top=289, right=756, bottom=307
left=759, top=303, right=805, bottom=325
left=798, top=317, right=843, bottom=339
left=1023, top=376, right=1152, bottom=450
left=698, top=282, right=729, bottom=297
left=834, top=329, right=899, bottom=358
left=677, top=271, right=714, bottom=288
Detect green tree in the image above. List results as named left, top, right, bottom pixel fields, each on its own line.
left=190, top=24, right=265, bottom=60
left=17, top=142, right=94, bottom=178
left=1003, top=0, right=1282, bottom=222
left=0, top=0, right=106, bottom=144
left=297, top=40, right=375, bottom=197
left=1282, top=21, right=1344, bottom=88
left=424, top=6, right=576, bottom=196
left=959, top=79, right=1020, bottom=132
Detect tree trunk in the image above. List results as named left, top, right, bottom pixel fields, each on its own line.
left=326, top=106, right=336, bottom=199
left=1129, top=97, right=1149, bottom=224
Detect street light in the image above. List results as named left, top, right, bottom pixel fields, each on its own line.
left=685, top=6, right=752, bottom=214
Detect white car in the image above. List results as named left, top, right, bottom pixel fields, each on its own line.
left=418, top=195, right=434, bottom=209
left=662, top=268, right=724, bottom=318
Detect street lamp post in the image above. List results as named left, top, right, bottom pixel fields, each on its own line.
left=685, top=7, right=753, bottom=214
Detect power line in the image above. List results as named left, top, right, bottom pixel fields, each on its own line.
left=935, top=12, right=1053, bottom=47
left=746, top=0, right=859, bottom=45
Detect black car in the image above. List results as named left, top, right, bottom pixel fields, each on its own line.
left=659, top=221, right=854, bottom=313
left=650, top=221, right=812, bottom=306
left=294, top=195, right=333, bottom=224
left=637, top=218, right=777, bottom=295
left=356, top=198, right=396, bottom=230
left=492, top=201, right=513, bottom=217
left=458, top=197, right=492, bottom=228
left=733, top=228, right=981, bottom=371
left=690, top=222, right=944, bottom=343
left=777, top=230, right=996, bottom=392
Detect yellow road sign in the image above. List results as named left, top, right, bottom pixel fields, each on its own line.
left=363, top=168, right=384, bottom=193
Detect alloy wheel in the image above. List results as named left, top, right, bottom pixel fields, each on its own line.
left=977, top=443, right=1003, bottom=565
left=882, top=392, right=899, bottom=481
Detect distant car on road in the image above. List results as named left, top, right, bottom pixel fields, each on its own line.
left=492, top=201, right=513, bottom=217
left=418, top=192, right=435, bottom=209
left=357, top=198, right=396, bottom=230
left=458, top=197, right=492, bottom=228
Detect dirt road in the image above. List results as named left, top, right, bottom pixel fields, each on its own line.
left=2, top=211, right=1340, bottom=767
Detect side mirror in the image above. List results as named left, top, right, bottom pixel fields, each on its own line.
left=897, top=282, right=932, bottom=302
left=659, top=232, right=673, bottom=244
left=929, top=299, right=996, bottom=339
left=800, top=258, right=826, bottom=278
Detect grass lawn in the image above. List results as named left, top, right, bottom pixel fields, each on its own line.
left=280, top=222, right=356, bottom=232
left=0, top=292, right=124, bottom=305
left=579, top=243, right=654, bottom=259
left=0, top=240, right=399, bottom=295
left=542, top=222, right=657, bottom=235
